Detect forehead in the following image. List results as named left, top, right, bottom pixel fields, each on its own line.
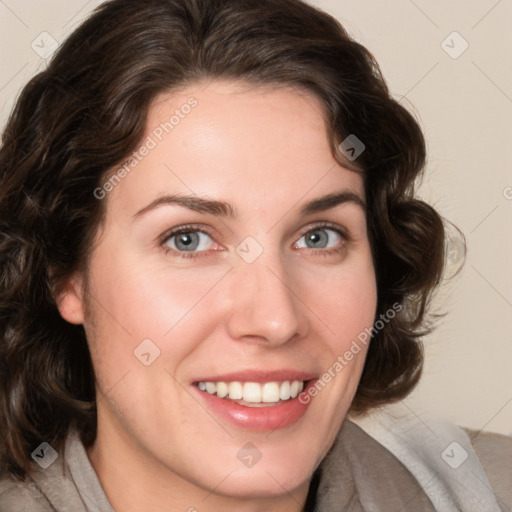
left=106, top=80, right=364, bottom=220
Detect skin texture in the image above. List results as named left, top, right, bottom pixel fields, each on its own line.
left=58, top=80, right=378, bottom=512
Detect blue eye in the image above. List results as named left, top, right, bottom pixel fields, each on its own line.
left=295, top=227, right=343, bottom=250
left=164, top=229, right=214, bottom=252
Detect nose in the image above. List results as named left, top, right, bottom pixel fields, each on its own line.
left=225, top=256, right=309, bottom=346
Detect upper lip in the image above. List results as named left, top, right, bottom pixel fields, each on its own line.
left=192, top=369, right=318, bottom=384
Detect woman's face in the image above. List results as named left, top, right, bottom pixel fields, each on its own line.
left=60, top=80, right=377, bottom=508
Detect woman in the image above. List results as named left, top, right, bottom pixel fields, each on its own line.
left=0, top=0, right=508, bottom=511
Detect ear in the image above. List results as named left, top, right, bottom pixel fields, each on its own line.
left=55, top=272, right=86, bottom=325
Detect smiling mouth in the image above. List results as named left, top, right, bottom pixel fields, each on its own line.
left=194, top=380, right=306, bottom=407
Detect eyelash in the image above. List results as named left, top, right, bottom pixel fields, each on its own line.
left=295, top=222, right=350, bottom=258
left=159, top=224, right=215, bottom=260
left=159, top=222, right=350, bottom=259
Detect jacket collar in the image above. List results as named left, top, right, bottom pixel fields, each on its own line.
left=312, top=420, right=436, bottom=511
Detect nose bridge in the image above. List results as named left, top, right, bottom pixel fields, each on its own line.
left=226, top=250, right=307, bottom=345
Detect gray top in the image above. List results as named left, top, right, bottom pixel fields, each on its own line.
left=0, top=428, right=113, bottom=512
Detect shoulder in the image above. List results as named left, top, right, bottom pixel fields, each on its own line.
left=349, top=405, right=509, bottom=512
left=0, top=469, right=57, bottom=512
left=0, top=432, right=92, bottom=512
left=464, top=427, right=512, bottom=511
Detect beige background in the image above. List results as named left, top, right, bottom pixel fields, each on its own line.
left=1, top=0, right=510, bottom=435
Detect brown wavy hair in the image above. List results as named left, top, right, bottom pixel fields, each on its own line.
left=0, top=0, right=449, bottom=479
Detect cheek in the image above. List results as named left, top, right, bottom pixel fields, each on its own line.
left=82, top=253, right=230, bottom=377
left=299, top=255, right=377, bottom=347
left=327, top=280, right=377, bottom=343
left=311, top=280, right=376, bottom=386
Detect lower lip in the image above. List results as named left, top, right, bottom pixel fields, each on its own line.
left=193, top=382, right=315, bottom=431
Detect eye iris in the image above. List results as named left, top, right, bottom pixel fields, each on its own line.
left=306, top=229, right=328, bottom=248
left=175, top=232, right=199, bottom=251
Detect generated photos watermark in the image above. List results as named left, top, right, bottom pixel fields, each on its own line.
left=94, top=97, right=198, bottom=200
left=299, top=302, right=402, bottom=404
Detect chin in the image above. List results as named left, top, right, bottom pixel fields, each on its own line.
left=213, top=465, right=311, bottom=499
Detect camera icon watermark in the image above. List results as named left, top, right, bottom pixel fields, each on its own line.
left=441, top=31, right=469, bottom=59
left=31, top=32, right=59, bottom=60
left=134, top=338, right=161, bottom=366
left=338, top=134, right=365, bottom=161
left=236, top=236, right=263, bottom=264
left=31, top=442, right=58, bottom=469
left=237, top=442, right=262, bottom=468
left=441, top=441, right=468, bottom=469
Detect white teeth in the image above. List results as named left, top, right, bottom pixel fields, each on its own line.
left=279, top=381, right=291, bottom=400
left=197, top=380, right=305, bottom=404
left=261, top=382, right=280, bottom=403
left=216, top=381, right=229, bottom=398
left=243, top=382, right=261, bottom=403
left=228, top=382, right=243, bottom=400
left=290, top=380, right=301, bottom=398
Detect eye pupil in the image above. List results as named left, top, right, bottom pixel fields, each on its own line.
left=175, top=232, right=199, bottom=251
left=306, top=229, right=328, bottom=248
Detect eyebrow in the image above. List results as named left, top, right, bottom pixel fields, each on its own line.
left=299, top=190, right=366, bottom=215
left=133, top=194, right=235, bottom=220
left=132, top=189, right=365, bottom=221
